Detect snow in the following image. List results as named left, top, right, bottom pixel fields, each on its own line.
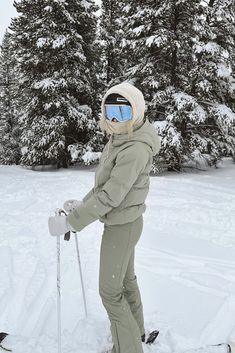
left=212, top=104, right=235, bottom=127
left=0, top=158, right=235, bottom=353
left=33, top=78, right=67, bottom=90
left=153, top=120, right=167, bottom=132
left=36, top=37, right=47, bottom=48
left=81, top=0, right=93, bottom=10
left=167, top=124, right=181, bottom=146
left=197, top=79, right=211, bottom=92
left=173, top=92, right=196, bottom=110
left=195, top=42, right=220, bottom=55
left=221, top=50, right=229, bottom=59
left=82, top=150, right=102, bottom=164
left=146, top=35, right=162, bottom=47
left=133, top=25, right=145, bottom=35
left=149, top=80, right=160, bottom=89
left=52, top=35, right=67, bottom=49
left=68, top=144, right=101, bottom=165
left=44, top=102, right=61, bottom=110
left=189, top=105, right=206, bottom=123
left=34, top=78, right=54, bottom=90
left=44, top=6, right=53, bottom=12
left=123, top=5, right=131, bottom=12
left=217, top=63, right=232, bottom=78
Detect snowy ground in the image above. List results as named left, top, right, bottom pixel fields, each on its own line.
left=0, top=158, right=235, bottom=353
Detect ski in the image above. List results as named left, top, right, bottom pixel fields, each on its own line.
left=141, top=329, right=233, bottom=353
left=0, top=345, right=12, bottom=352
left=0, top=333, right=12, bottom=352
left=182, top=343, right=232, bottom=353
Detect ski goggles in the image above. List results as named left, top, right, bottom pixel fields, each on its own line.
left=104, top=104, right=133, bottom=122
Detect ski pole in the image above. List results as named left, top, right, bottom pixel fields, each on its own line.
left=74, top=232, right=88, bottom=317
left=55, top=208, right=63, bottom=353
left=57, top=234, right=61, bottom=353
left=60, top=208, right=88, bottom=317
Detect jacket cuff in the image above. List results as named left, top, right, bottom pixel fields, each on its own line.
left=66, top=217, right=76, bottom=232
left=66, top=212, right=86, bottom=232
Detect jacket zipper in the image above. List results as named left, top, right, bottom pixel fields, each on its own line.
left=95, top=135, right=113, bottom=187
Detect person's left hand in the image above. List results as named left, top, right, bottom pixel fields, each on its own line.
left=48, top=215, right=75, bottom=236
left=63, top=199, right=82, bottom=213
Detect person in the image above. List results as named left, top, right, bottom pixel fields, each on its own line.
left=48, top=81, right=161, bottom=353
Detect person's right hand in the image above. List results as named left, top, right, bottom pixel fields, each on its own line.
left=48, top=215, right=74, bottom=236
left=63, top=199, right=82, bottom=213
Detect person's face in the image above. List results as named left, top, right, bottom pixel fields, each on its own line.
left=111, top=117, right=118, bottom=122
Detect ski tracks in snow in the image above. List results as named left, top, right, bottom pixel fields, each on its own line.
left=0, top=160, right=235, bottom=353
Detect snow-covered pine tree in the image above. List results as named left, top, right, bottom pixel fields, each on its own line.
left=187, top=0, right=235, bottom=166
left=120, top=0, right=235, bottom=172
left=0, top=30, right=21, bottom=165
left=71, top=2, right=111, bottom=162
left=113, top=0, right=203, bottom=171
left=92, top=0, right=131, bottom=151
left=10, top=0, right=99, bottom=168
left=67, top=1, right=106, bottom=166
left=98, top=0, right=127, bottom=86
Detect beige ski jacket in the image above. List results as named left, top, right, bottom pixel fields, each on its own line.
left=67, top=118, right=161, bottom=231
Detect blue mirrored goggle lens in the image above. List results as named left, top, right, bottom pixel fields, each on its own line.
left=104, top=105, right=132, bottom=122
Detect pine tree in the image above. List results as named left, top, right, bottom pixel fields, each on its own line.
left=0, top=30, right=21, bottom=165
left=10, top=0, right=99, bottom=168
left=186, top=0, right=235, bottom=166
left=98, top=0, right=127, bottom=86
left=120, top=0, right=235, bottom=172
left=91, top=0, right=131, bottom=154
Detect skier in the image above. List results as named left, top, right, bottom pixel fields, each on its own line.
left=48, top=81, right=161, bottom=353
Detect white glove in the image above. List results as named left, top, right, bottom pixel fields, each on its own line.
left=63, top=199, right=82, bottom=213
left=48, top=215, right=76, bottom=236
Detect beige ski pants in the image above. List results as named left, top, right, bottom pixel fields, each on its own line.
left=99, top=214, right=145, bottom=353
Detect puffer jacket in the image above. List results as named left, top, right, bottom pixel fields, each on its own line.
left=67, top=117, right=161, bottom=232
